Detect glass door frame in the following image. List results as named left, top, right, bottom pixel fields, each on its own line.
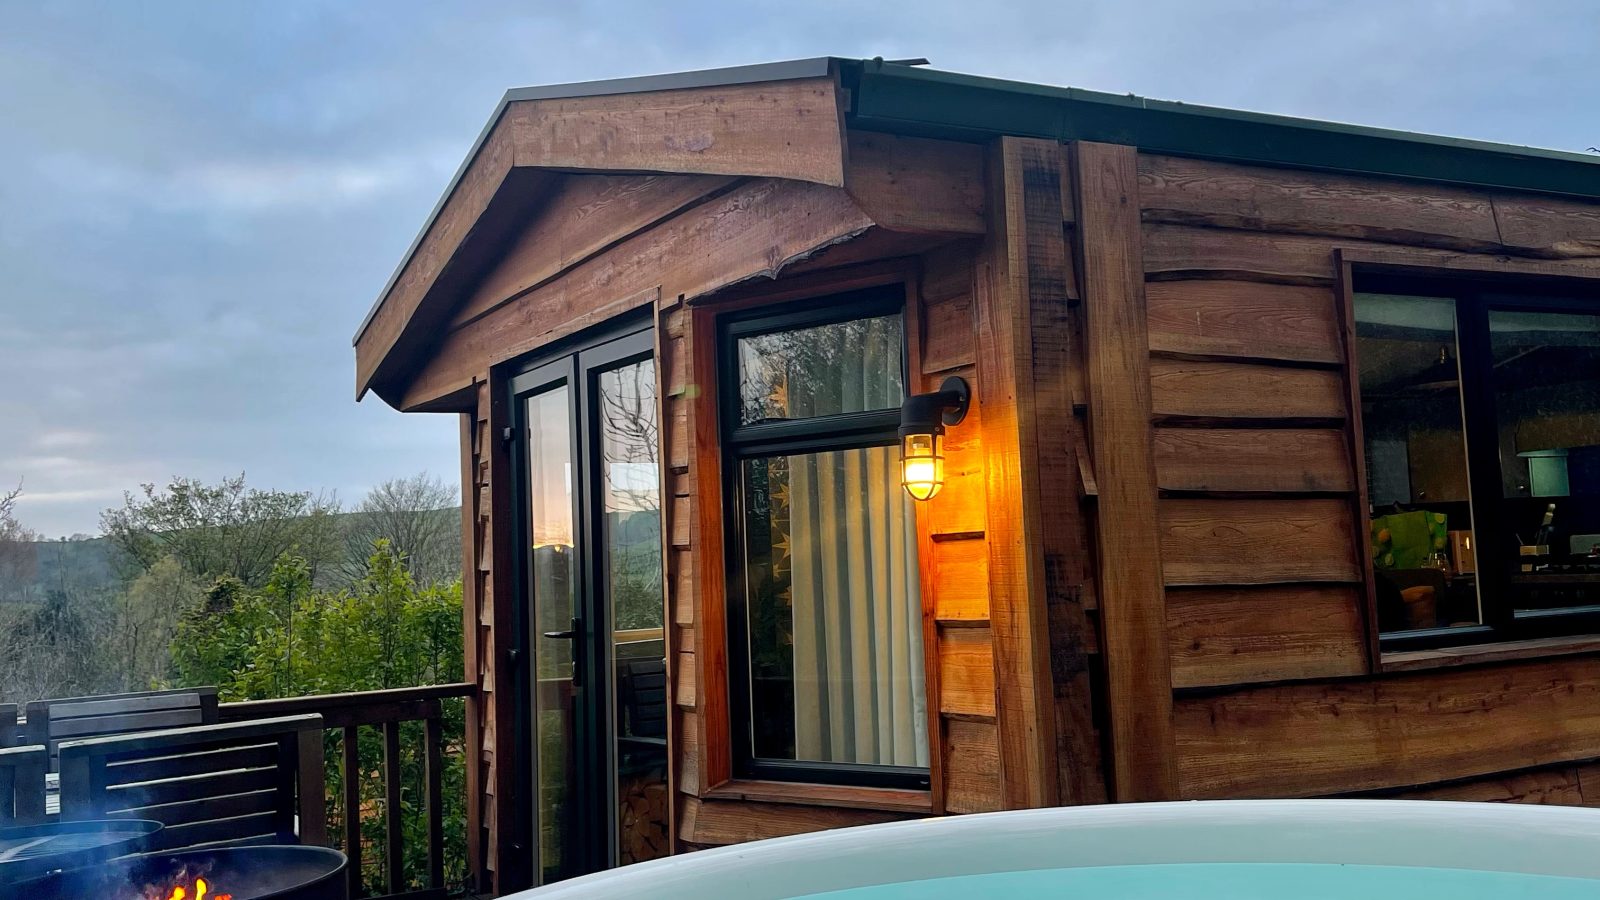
left=508, top=317, right=658, bottom=884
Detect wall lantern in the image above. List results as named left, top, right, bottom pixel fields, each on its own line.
left=899, top=376, right=972, bottom=501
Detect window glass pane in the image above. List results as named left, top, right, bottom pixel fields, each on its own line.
left=739, top=446, right=929, bottom=768
left=525, top=385, right=576, bottom=883
left=1487, top=308, right=1600, bottom=614
left=595, top=358, right=670, bottom=867
left=1355, top=293, right=1482, bottom=632
left=736, top=314, right=905, bottom=424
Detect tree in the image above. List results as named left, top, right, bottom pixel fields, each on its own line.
left=0, top=483, right=38, bottom=604
left=0, top=583, right=113, bottom=704
left=101, top=474, right=340, bottom=587
left=109, top=556, right=205, bottom=692
left=340, top=473, right=460, bottom=587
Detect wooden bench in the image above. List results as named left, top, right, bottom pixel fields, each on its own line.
left=0, top=704, right=22, bottom=749
left=0, top=745, right=46, bottom=825
left=25, top=687, right=219, bottom=771
left=58, top=714, right=326, bottom=853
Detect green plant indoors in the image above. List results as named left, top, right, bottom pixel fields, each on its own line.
left=173, top=542, right=467, bottom=895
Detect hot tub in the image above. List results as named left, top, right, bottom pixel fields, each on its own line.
left=509, top=800, right=1600, bottom=898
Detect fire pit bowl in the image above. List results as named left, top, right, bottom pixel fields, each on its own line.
left=35, top=844, right=347, bottom=900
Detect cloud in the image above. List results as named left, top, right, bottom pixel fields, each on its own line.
left=33, top=430, right=97, bottom=450
left=34, top=149, right=457, bottom=218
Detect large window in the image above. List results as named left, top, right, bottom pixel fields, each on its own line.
left=721, top=287, right=930, bottom=788
left=1356, top=281, right=1600, bottom=650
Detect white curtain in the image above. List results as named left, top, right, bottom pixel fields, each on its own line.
left=788, top=445, right=929, bottom=767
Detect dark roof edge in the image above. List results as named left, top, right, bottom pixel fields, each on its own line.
left=843, top=59, right=1600, bottom=198
left=353, top=57, right=838, bottom=346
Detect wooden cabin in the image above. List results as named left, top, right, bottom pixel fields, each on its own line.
left=352, top=58, right=1600, bottom=894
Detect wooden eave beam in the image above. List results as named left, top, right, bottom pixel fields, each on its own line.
left=843, top=131, right=987, bottom=235
left=393, top=177, right=878, bottom=412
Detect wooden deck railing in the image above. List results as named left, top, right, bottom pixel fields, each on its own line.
left=220, top=683, right=474, bottom=899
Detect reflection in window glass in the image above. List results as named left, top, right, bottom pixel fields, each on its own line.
left=739, top=446, right=928, bottom=768
left=1488, top=308, right=1600, bottom=613
left=595, top=358, right=670, bottom=867
left=525, top=386, right=575, bottom=883
left=1355, top=293, right=1482, bottom=632
left=736, top=314, right=905, bottom=423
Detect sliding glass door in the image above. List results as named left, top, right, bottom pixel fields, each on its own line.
left=512, top=323, right=667, bottom=885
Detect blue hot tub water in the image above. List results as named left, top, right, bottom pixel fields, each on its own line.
left=795, top=863, right=1600, bottom=899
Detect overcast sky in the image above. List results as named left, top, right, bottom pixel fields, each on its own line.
left=3, top=1, right=1596, bottom=536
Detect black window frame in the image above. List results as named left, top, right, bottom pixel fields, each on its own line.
left=718, top=284, right=931, bottom=790
left=1356, top=271, right=1600, bottom=652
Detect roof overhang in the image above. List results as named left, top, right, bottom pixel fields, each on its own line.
left=356, top=56, right=1600, bottom=403
left=354, top=58, right=851, bottom=400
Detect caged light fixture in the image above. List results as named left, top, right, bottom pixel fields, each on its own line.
left=898, top=376, right=971, bottom=501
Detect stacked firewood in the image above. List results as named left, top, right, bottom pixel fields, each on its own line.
left=619, top=771, right=669, bottom=864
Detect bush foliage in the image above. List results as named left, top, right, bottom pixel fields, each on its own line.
left=173, top=542, right=468, bottom=895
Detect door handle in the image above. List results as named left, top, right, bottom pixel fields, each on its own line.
left=541, top=616, right=584, bottom=688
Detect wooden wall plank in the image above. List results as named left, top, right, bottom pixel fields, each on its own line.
left=1138, top=154, right=1502, bottom=252
left=1175, top=657, right=1600, bottom=799
left=1072, top=141, right=1177, bottom=801
left=456, top=413, right=484, bottom=888
left=974, top=137, right=1064, bottom=808
left=1030, top=143, right=1105, bottom=806
left=1150, top=359, right=1345, bottom=421
left=1160, top=498, right=1361, bottom=586
left=1332, top=256, right=1382, bottom=670
left=678, top=709, right=700, bottom=797
left=937, top=627, right=997, bottom=718
left=1167, top=585, right=1367, bottom=689
left=686, top=307, right=731, bottom=793
left=845, top=132, right=986, bottom=234
left=930, top=538, right=990, bottom=623
left=682, top=797, right=917, bottom=846
left=1145, top=280, right=1342, bottom=364
left=924, top=375, right=986, bottom=538
left=670, top=496, right=692, bottom=548
left=480, top=376, right=522, bottom=892
left=507, top=77, right=848, bottom=186
left=1489, top=194, right=1600, bottom=259
left=943, top=719, right=1003, bottom=814
left=1392, top=766, right=1587, bottom=805
left=1143, top=223, right=1350, bottom=284
left=675, top=651, right=697, bottom=709
left=921, top=245, right=978, bottom=374
left=1154, top=428, right=1353, bottom=493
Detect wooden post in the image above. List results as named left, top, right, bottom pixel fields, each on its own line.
left=383, top=720, right=404, bottom=894
left=342, top=726, right=363, bottom=900
left=482, top=373, right=525, bottom=892
left=424, top=706, right=445, bottom=890
left=457, top=410, right=485, bottom=891
left=973, top=136, right=1065, bottom=809
left=1071, top=141, right=1178, bottom=801
left=296, top=726, right=328, bottom=847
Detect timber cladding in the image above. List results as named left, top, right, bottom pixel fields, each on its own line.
left=1121, top=149, right=1600, bottom=805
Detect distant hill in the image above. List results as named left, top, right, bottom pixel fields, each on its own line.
left=4, top=506, right=466, bottom=604
left=5, top=505, right=665, bottom=605
left=3, top=535, right=123, bottom=604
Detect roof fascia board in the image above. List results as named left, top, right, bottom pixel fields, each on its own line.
left=845, top=62, right=1600, bottom=199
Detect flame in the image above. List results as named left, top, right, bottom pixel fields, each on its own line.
left=158, top=875, right=231, bottom=900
